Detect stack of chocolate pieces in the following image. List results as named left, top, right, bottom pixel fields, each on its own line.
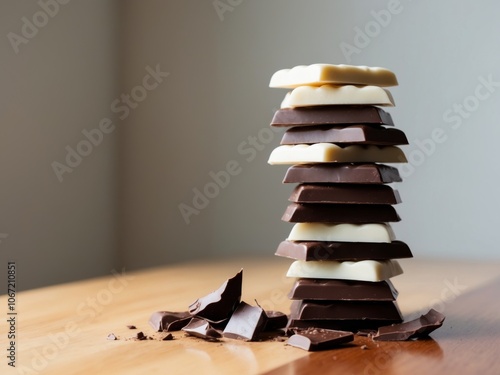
left=267, top=64, right=413, bottom=332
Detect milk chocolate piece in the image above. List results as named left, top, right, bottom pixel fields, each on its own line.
left=373, top=309, right=445, bottom=341
left=270, top=64, right=398, bottom=89
left=288, top=279, right=398, bottom=301
left=290, top=300, right=403, bottom=321
left=282, top=203, right=401, bottom=223
left=189, top=269, right=242, bottom=322
left=288, top=223, right=395, bottom=243
left=148, top=311, right=191, bottom=332
left=280, top=85, right=395, bottom=108
left=283, top=163, right=401, bottom=184
left=289, top=184, right=401, bottom=205
left=275, top=240, right=413, bottom=261
left=281, top=125, right=408, bottom=145
left=271, top=106, right=394, bottom=127
left=223, top=301, right=267, bottom=341
left=264, top=311, right=288, bottom=331
left=182, top=318, right=221, bottom=341
left=286, top=260, right=403, bottom=282
left=287, top=318, right=402, bottom=331
left=268, top=144, right=406, bottom=165
left=287, top=328, right=354, bottom=351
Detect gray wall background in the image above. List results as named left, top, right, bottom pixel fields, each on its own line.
left=2, top=0, right=500, bottom=291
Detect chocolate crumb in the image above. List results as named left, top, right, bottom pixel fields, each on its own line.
left=162, top=333, right=174, bottom=341
left=361, top=345, right=368, bottom=350
left=107, top=333, right=118, bottom=340
left=134, top=331, right=147, bottom=340
left=357, top=329, right=376, bottom=337
left=126, top=325, right=137, bottom=329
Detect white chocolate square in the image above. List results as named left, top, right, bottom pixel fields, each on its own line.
left=270, top=64, right=398, bottom=89
left=267, top=143, right=406, bottom=165
left=287, top=223, right=395, bottom=243
left=286, top=259, right=403, bottom=282
left=280, top=85, right=395, bottom=108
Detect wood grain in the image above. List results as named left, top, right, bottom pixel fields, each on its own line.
left=2, top=257, right=500, bottom=375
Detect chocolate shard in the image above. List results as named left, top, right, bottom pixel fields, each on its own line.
left=264, top=310, right=289, bottom=331
left=126, top=325, right=137, bottom=330
left=289, top=184, right=401, bottom=205
left=148, top=311, right=192, bottom=332
left=107, top=333, right=118, bottom=340
left=287, top=328, right=354, bottom=351
left=223, top=301, right=267, bottom=341
left=282, top=203, right=401, bottom=223
left=275, top=240, right=413, bottom=261
left=373, top=309, right=445, bottom=341
left=283, top=163, right=402, bottom=184
left=189, top=269, right=242, bottom=322
left=182, top=318, right=222, bottom=341
left=290, top=300, right=403, bottom=321
left=288, top=279, right=398, bottom=301
left=134, top=331, right=147, bottom=340
left=271, top=106, right=394, bottom=127
left=162, top=333, right=174, bottom=341
left=281, top=125, right=408, bottom=145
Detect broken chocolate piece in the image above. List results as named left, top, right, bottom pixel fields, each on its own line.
left=107, top=333, right=118, bottom=340
left=289, top=184, right=401, bottom=205
left=182, top=318, right=222, bottom=341
left=275, top=240, right=413, bottom=261
left=269, top=64, right=398, bottom=88
left=373, top=309, right=445, bottom=341
left=148, top=311, right=192, bottom=332
left=281, top=125, right=408, bottom=145
left=189, top=270, right=242, bottom=322
left=264, top=311, right=289, bottom=331
left=283, top=163, right=402, bottom=184
left=162, top=333, right=174, bottom=341
left=126, top=325, right=136, bottom=329
left=282, top=203, right=401, bottom=223
left=290, top=300, right=403, bottom=321
left=287, top=318, right=401, bottom=331
left=271, top=106, right=394, bottom=127
left=288, top=279, right=398, bottom=301
left=287, top=328, right=354, bottom=351
left=134, top=331, right=147, bottom=340
left=223, top=301, right=267, bottom=341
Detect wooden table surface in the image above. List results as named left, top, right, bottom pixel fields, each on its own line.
left=2, top=257, right=500, bottom=375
